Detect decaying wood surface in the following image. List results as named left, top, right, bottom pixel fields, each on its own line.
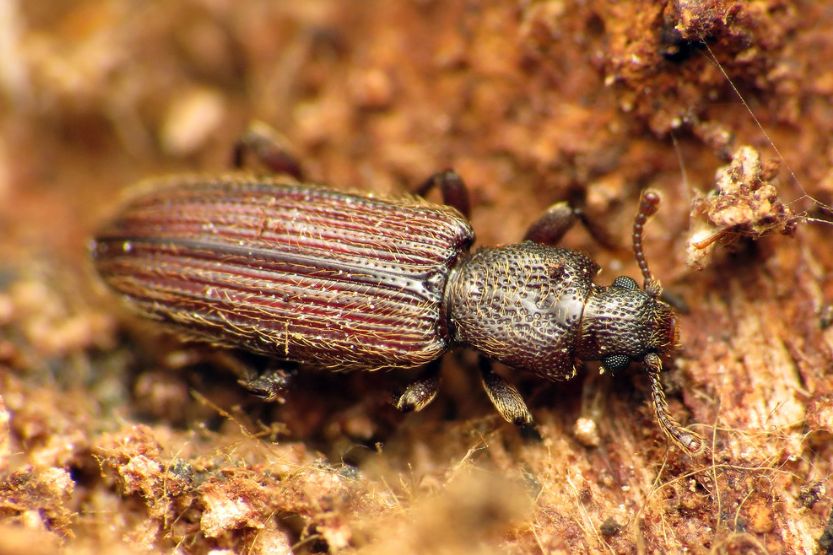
left=1, top=1, right=832, bottom=553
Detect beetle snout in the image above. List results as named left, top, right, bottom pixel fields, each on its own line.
left=652, top=301, right=679, bottom=358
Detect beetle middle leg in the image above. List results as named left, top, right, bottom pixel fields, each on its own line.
left=394, top=359, right=441, bottom=413
left=232, top=120, right=305, bottom=179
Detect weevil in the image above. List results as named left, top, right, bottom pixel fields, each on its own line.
left=91, top=126, right=703, bottom=454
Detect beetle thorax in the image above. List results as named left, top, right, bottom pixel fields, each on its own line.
left=444, top=242, right=598, bottom=380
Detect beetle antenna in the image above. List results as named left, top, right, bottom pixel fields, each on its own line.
left=633, top=190, right=662, bottom=297
left=644, top=353, right=705, bottom=455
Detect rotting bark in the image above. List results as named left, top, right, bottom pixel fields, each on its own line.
left=1, top=1, right=832, bottom=553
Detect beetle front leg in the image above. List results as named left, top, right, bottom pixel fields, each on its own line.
left=232, top=120, right=305, bottom=179
left=415, top=169, right=471, bottom=218
left=394, top=360, right=441, bottom=413
left=479, top=358, right=535, bottom=428
left=524, top=201, right=578, bottom=245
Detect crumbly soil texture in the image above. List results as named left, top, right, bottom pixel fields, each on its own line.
left=1, top=1, right=832, bottom=553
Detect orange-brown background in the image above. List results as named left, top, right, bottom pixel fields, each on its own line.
left=1, top=1, right=832, bottom=553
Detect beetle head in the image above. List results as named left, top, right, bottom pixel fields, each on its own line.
left=578, top=277, right=701, bottom=454
left=577, top=275, right=679, bottom=372
left=608, top=189, right=702, bottom=455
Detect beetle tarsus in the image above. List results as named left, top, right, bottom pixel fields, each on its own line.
left=394, top=371, right=441, bottom=413
left=479, top=359, right=535, bottom=427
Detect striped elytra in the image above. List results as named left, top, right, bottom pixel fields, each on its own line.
left=92, top=174, right=474, bottom=370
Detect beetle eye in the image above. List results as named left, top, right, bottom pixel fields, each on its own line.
left=602, top=353, right=630, bottom=371
left=612, top=276, right=638, bottom=290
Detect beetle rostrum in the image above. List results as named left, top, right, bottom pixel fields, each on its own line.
left=92, top=161, right=702, bottom=454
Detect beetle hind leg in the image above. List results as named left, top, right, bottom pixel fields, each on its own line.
left=239, top=366, right=295, bottom=404
left=184, top=349, right=295, bottom=403
left=479, top=359, right=535, bottom=428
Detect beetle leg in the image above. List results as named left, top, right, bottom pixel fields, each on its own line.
left=394, top=361, right=441, bottom=413
left=415, top=169, right=471, bottom=218
left=173, top=349, right=292, bottom=403
left=479, top=358, right=535, bottom=427
left=524, top=201, right=578, bottom=245
left=238, top=364, right=295, bottom=404
left=184, top=349, right=294, bottom=403
left=526, top=203, right=614, bottom=246
left=525, top=201, right=624, bottom=250
left=232, top=120, right=304, bottom=179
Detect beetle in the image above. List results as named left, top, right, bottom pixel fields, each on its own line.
left=91, top=125, right=703, bottom=454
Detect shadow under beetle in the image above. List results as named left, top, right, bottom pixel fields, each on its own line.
left=92, top=123, right=703, bottom=455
